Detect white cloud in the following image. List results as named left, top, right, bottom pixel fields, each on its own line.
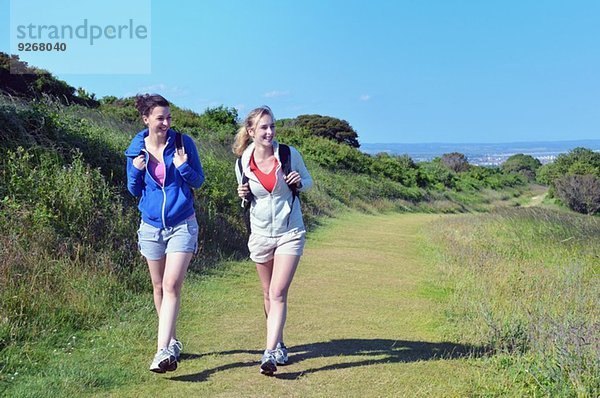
left=127, top=83, right=188, bottom=97
left=264, top=90, right=290, bottom=98
left=359, top=94, right=371, bottom=101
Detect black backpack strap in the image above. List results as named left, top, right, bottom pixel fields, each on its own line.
left=279, top=144, right=298, bottom=198
left=175, top=131, right=183, bottom=150
left=237, top=157, right=252, bottom=234
left=237, top=157, right=252, bottom=207
left=237, top=157, right=249, bottom=186
left=279, top=144, right=300, bottom=228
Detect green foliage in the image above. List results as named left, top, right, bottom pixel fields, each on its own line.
left=368, top=153, right=419, bottom=186
left=501, top=153, right=541, bottom=180
left=537, top=147, right=600, bottom=185
left=536, top=147, right=600, bottom=213
left=417, top=159, right=457, bottom=189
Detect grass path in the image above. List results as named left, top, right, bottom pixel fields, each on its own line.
left=9, top=213, right=483, bottom=397
left=100, top=212, right=481, bottom=397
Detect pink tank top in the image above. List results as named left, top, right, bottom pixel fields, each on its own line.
left=148, top=159, right=165, bottom=186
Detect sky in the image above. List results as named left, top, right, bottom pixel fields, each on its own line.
left=1, top=0, right=599, bottom=144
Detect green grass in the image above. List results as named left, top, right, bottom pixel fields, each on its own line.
left=427, top=207, right=599, bottom=397
left=4, top=208, right=596, bottom=397
left=2, top=213, right=485, bottom=397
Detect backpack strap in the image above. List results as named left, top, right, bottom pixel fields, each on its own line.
left=237, top=157, right=252, bottom=234
left=279, top=144, right=300, bottom=228
left=174, top=131, right=195, bottom=199
left=175, top=131, right=183, bottom=151
left=278, top=144, right=298, bottom=198
left=237, top=157, right=252, bottom=206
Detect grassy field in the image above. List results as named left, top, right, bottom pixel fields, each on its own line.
left=3, top=212, right=486, bottom=397
left=3, top=207, right=597, bottom=397
left=427, top=207, right=599, bottom=397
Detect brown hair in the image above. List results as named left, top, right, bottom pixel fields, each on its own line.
left=134, top=93, right=169, bottom=117
left=232, top=105, right=275, bottom=157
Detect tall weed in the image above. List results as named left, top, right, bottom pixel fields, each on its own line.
left=428, top=208, right=599, bottom=396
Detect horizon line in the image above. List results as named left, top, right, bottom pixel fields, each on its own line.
left=361, top=138, right=600, bottom=146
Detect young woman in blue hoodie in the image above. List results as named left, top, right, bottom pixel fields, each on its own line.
left=233, top=106, right=313, bottom=375
left=125, top=94, right=205, bottom=373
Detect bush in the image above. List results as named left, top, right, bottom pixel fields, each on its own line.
left=417, top=159, right=457, bottom=189
left=537, top=147, right=600, bottom=204
left=368, top=153, right=419, bottom=187
left=554, top=174, right=600, bottom=215
left=441, top=152, right=470, bottom=173
left=501, top=154, right=541, bottom=180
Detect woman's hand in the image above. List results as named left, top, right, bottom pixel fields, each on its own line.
left=284, top=171, right=302, bottom=187
left=173, top=146, right=188, bottom=168
left=237, top=183, right=250, bottom=199
left=133, top=154, right=146, bottom=170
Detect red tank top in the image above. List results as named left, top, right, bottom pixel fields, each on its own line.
left=249, top=154, right=278, bottom=193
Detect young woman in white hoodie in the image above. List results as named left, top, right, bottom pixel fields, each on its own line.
left=233, top=106, right=313, bottom=376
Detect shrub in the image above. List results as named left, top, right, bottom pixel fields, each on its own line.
left=417, top=159, right=457, bottom=189
left=282, top=114, right=360, bottom=148
left=368, top=153, right=419, bottom=187
left=501, top=154, right=541, bottom=180
left=554, top=174, right=600, bottom=215
left=441, top=152, right=470, bottom=173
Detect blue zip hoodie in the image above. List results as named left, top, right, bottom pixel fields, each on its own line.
left=125, top=128, right=205, bottom=229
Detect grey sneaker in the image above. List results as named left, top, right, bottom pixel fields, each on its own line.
left=275, top=342, right=288, bottom=365
left=169, top=339, right=183, bottom=361
left=149, top=347, right=177, bottom=373
left=260, top=350, right=277, bottom=375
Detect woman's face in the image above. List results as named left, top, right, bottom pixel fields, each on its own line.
left=143, top=106, right=171, bottom=137
left=249, top=114, right=275, bottom=147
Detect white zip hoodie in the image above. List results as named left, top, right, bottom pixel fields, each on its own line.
left=235, top=141, right=313, bottom=237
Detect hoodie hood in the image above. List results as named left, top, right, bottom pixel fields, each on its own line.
left=124, top=128, right=149, bottom=157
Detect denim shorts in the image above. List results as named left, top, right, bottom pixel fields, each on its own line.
left=137, top=217, right=199, bottom=260
left=248, top=228, right=306, bottom=263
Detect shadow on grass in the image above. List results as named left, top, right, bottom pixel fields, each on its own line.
left=170, top=338, right=486, bottom=382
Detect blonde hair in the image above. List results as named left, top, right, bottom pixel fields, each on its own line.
left=232, top=105, right=275, bottom=157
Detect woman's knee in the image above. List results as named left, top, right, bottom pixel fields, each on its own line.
left=262, top=290, right=270, bottom=302
left=269, top=287, right=288, bottom=303
left=162, top=279, right=183, bottom=296
left=152, top=280, right=163, bottom=294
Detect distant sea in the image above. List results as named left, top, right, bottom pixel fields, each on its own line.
left=361, top=139, right=600, bottom=166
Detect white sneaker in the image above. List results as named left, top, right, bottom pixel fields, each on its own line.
left=149, top=347, right=177, bottom=373
left=275, top=342, right=288, bottom=365
left=260, top=350, right=277, bottom=375
left=169, top=339, right=183, bottom=361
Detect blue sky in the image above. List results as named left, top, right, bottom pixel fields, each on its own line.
left=2, top=0, right=599, bottom=144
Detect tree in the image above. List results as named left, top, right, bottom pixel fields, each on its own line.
left=292, top=114, right=360, bottom=148
left=441, top=152, right=470, bottom=173
left=502, top=153, right=542, bottom=180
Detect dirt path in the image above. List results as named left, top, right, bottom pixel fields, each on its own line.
left=523, top=185, right=548, bottom=207
left=108, top=213, right=479, bottom=397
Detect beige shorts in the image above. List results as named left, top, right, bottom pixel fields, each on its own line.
left=248, top=229, right=306, bottom=263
